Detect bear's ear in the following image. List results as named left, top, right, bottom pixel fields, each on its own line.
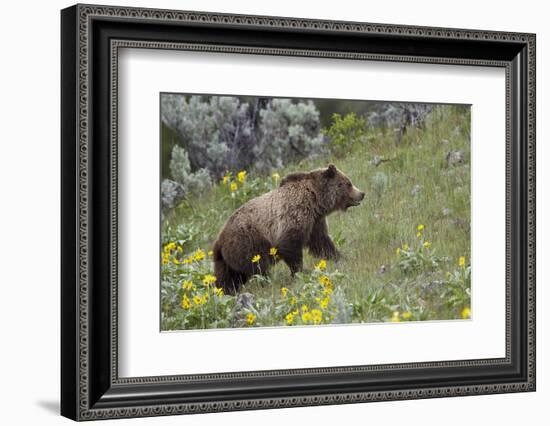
left=323, top=164, right=336, bottom=179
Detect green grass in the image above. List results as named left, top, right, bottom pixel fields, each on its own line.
left=161, top=105, right=471, bottom=329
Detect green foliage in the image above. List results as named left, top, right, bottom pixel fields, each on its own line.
left=395, top=225, right=446, bottom=275
left=322, top=112, right=368, bottom=157
left=441, top=259, right=471, bottom=316
left=161, top=243, right=236, bottom=330
left=160, top=241, right=351, bottom=329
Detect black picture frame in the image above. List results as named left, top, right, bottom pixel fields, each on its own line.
left=61, top=4, right=536, bottom=421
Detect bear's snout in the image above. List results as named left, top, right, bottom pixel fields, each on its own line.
left=347, top=187, right=365, bottom=208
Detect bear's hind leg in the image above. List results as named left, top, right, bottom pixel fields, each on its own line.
left=213, top=254, right=248, bottom=295
left=213, top=242, right=249, bottom=294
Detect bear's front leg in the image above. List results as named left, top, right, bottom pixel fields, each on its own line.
left=307, top=218, right=341, bottom=260
left=277, top=235, right=304, bottom=276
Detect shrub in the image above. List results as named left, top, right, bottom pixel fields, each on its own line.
left=367, top=103, right=433, bottom=130
left=257, top=99, right=326, bottom=172
left=161, top=95, right=326, bottom=178
left=322, top=113, right=368, bottom=157
left=161, top=95, right=243, bottom=177
left=169, top=145, right=212, bottom=195
left=160, top=179, right=185, bottom=214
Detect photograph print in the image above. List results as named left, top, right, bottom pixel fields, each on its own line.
left=160, top=93, right=471, bottom=331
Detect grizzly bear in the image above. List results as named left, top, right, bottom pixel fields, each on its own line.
left=213, top=164, right=365, bottom=294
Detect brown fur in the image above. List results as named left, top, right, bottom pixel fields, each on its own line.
left=213, top=164, right=365, bottom=294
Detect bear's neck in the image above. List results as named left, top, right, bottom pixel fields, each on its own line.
left=305, top=181, right=336, bottom=218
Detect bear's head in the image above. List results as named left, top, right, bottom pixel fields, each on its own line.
left=280, top=164, right=365, bottom=214
left=320, top=164, right=365, bottom=213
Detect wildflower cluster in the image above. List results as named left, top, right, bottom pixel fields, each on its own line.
left=221, top=170, right=281, bottom=206
left=442, top=255, right=471, bottom=319
left=160, top=241, right=235, bottom=330
left=162, top=242, right=212, bottom=267
left=390, top=310, right=413, bottom=322
left=274, top=259, right=343, bottom=326
left=395, top=224, right=443, bottom=274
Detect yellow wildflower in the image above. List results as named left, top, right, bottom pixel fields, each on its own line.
left=246, top=312, right=256, bottom=325
left=423, top=241, right=431, bottom=248
left=161, top=254, right=169, bottom=265
left=395, top=247, right=401, bottom=255
left=251, top=254, right=261, bottom=263
left=315, top=259, right=327, bottom=271
left=290, top=296, right=297, bottom=305
left=301, top=305, right=309, bottom=312
left=208, top=250, right=214, bottom=256
left=311, top=309, right=323, bottom=324
left=322, top=287, right=333, bottom=296
left=402, top=311, right=412, bottom=320
left=461, top=307, right=471, bottom=319
left=164, top=242, right=176, bottom=252
left=193, top=295, right=202, bottom=306
left=269, top=247, right=278, bottom=257
left=417, top=224, right=425, bottom=231
left=183, top=255, right=193, bottom=264
left=222, top=175, right=230, bottom=185
left=301, top=312, right=312, bottom=323
left=281, top=287, right=288, bottom=297
left=320, top=297, right=330, bottom=309
left=319, top=275, right=331, bottom=287
left=403, top=244, right=409, bottom=251
left=416, top=232, right=422, bottom=238
left=173, top=257, right=181, bottom=265
left=181, top=280, right=193, bottom=291
left=391, top=311, right=401, bottom=322
left=272, top=172, right=280, bottom=181
left=181, top=294, right=191, bottom=309
left=214, top=287, right=224, bottom=297
left=285, top=312, right=295, bottom=325
left=202, top=274, right=217, bottom=285
left=237, top=170, right=247, bottom=183
left=458, top=256, right=466, bottom=267
left=230, top=182, right=238, bottom=192
left=194, top=248, right=205, bottom=261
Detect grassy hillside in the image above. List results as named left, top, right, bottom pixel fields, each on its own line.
left=161, top=105, right=471, bottom=330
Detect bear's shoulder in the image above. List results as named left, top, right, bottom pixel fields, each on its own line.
left=280, top=172, right=311, bottom=187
